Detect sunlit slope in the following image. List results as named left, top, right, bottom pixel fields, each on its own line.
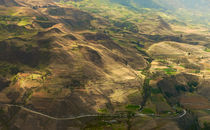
left=0, top=0, right=148, bottom=122
left=0, top=0, right=209, bottom=129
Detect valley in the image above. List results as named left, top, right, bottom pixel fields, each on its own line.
left=0, top=0, right=209, bottom=129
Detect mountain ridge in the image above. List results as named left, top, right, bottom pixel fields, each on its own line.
left=0, top=0, right=20, bottom=6
left=0, top=0, right=209, bottom=129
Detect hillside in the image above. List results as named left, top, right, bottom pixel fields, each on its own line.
left=112, top=0, right=210, bottom=26
left=0, top=0, right=209, bottom=129
left=0, top=0, right=19, bottom=6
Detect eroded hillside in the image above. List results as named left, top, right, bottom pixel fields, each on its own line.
left=0, top=0, right=210, bottom=129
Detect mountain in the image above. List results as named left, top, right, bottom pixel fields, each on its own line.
left=130, top=0, right=210, bottom=10
left=0, top=0, right=209, bottom=129
left=111, top=0, right=210, bottom=12
left=111, top=0, right=210, bottom=26
left=0, top=0, right=20, bottom=6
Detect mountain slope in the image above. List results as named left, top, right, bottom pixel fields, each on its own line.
left=0, top=0, right=19, bottom=6
left=0, top=1, right=148, bottom=129
left=111, top=0, right=210, bottom=26
left=0, top=0, right=209, bottom=129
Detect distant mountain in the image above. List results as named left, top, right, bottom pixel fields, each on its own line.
left=55, top=0, right=210, bottom=12
left=0, top=0, right=209, bottom=129
left=0, top=0, right=19, bottom=6
left=110, top=0, right=210, bottom=26
left=114, top=0, right=210, bottom=12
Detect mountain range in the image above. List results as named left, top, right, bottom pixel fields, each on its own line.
left=0, top=0, right=209, bottom=129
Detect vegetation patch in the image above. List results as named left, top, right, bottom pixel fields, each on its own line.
left=0, top=16, right=20, bottom=24
left=36, top=16, right=48, bottom=21
left=0, top=23, right=36, bottom=40
left=175, top=85, right=187, bottom=92
left=112, top=20, right=138, bottom=33
left=141, top=108, right=155, bottom=114
left=151, top=88, right=161, bottom=94
left=98, top=108, right=108, bottom=113
left=125, top=104, right=140, bottom=111
left=0, top=62, right=20, bottom=76
left=36, top=21, right=56, bottom=28
left=188, top=81, right=198, bottom=88
left=204, top=48, right=210, bottom=52
left=191, top=70, right=200, bottom=74
left=158, top=59, right=168, bottom=65
left=18, top=17, right=32, bottom=26
left=0, top=23, right=32, bottom=34
left=188, top=81, right=198, bottom=92
left=203, top=122, right=210, bottom=130
left=0, top=16, right=32, bottom=26
left=163, top=67, right=177, bottom=75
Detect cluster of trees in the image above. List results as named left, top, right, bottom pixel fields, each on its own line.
left=32, top=5, right=58, bottom=10
left=112, top=21, right=138, bottom=33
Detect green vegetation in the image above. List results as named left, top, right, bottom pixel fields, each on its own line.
left=35, top=16, right=56, bottom=28
left=36, top=16, right=49, bottom=21
left=174, top=81, right=198, bottom=93
left=151, top=88, right=161, bottom=94
left=202, top=109, right=210, bottom=114
left=125, top=104, right=140, bottom=111
left=155, top=66, right=177, bottom=75
left=18, top=17, right=32, bottom=26
left=0, top=62, right=20, bottom=76
left=84, top=119, right=127, bottom=130
left=137, top=69, right=144, bottom=72
left=0, top=23, right=36, bottom=40
left=188, top=81, right=198, bottom=88
left=165, top=92, right=173, bottom=98
left=141, top=108, right=155, bottom=114
left=150, top=95, right=164, bottom=102
left=192, top=70, right=200, bottom=74
left=0, top=16, right=20, bottom=24
left=0, top=1, right=208, bottom=129
left=112, top=20, right=138, bottom=33
left=98, top=108, right=108, bottom=113
left=179, top=64, right=185, bottom=68
left=21, top=88, right=34, bottom=103
left=135, top=46, right=144, bottom=52
left=36, top=21, right=56, bottom=28
left=163, top=67, right=177, bottom=75
left=175, top=85, right=187, bottom=92
left=202, top=122, right=210, bottom=130
left=204, top=48, right=210, bottom=52
left=158, top=59, right=168, bottom=65
left=188, top=81, right=198, bottom=92
left=57, top=0, right=141, bottom=31
left=0, top=16, right=32, bottom=26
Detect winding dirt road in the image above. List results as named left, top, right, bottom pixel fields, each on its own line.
left=0, top=103, right=187, bottom=121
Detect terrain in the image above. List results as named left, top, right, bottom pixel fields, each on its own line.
left=0, top=0, right=209, bottom=129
